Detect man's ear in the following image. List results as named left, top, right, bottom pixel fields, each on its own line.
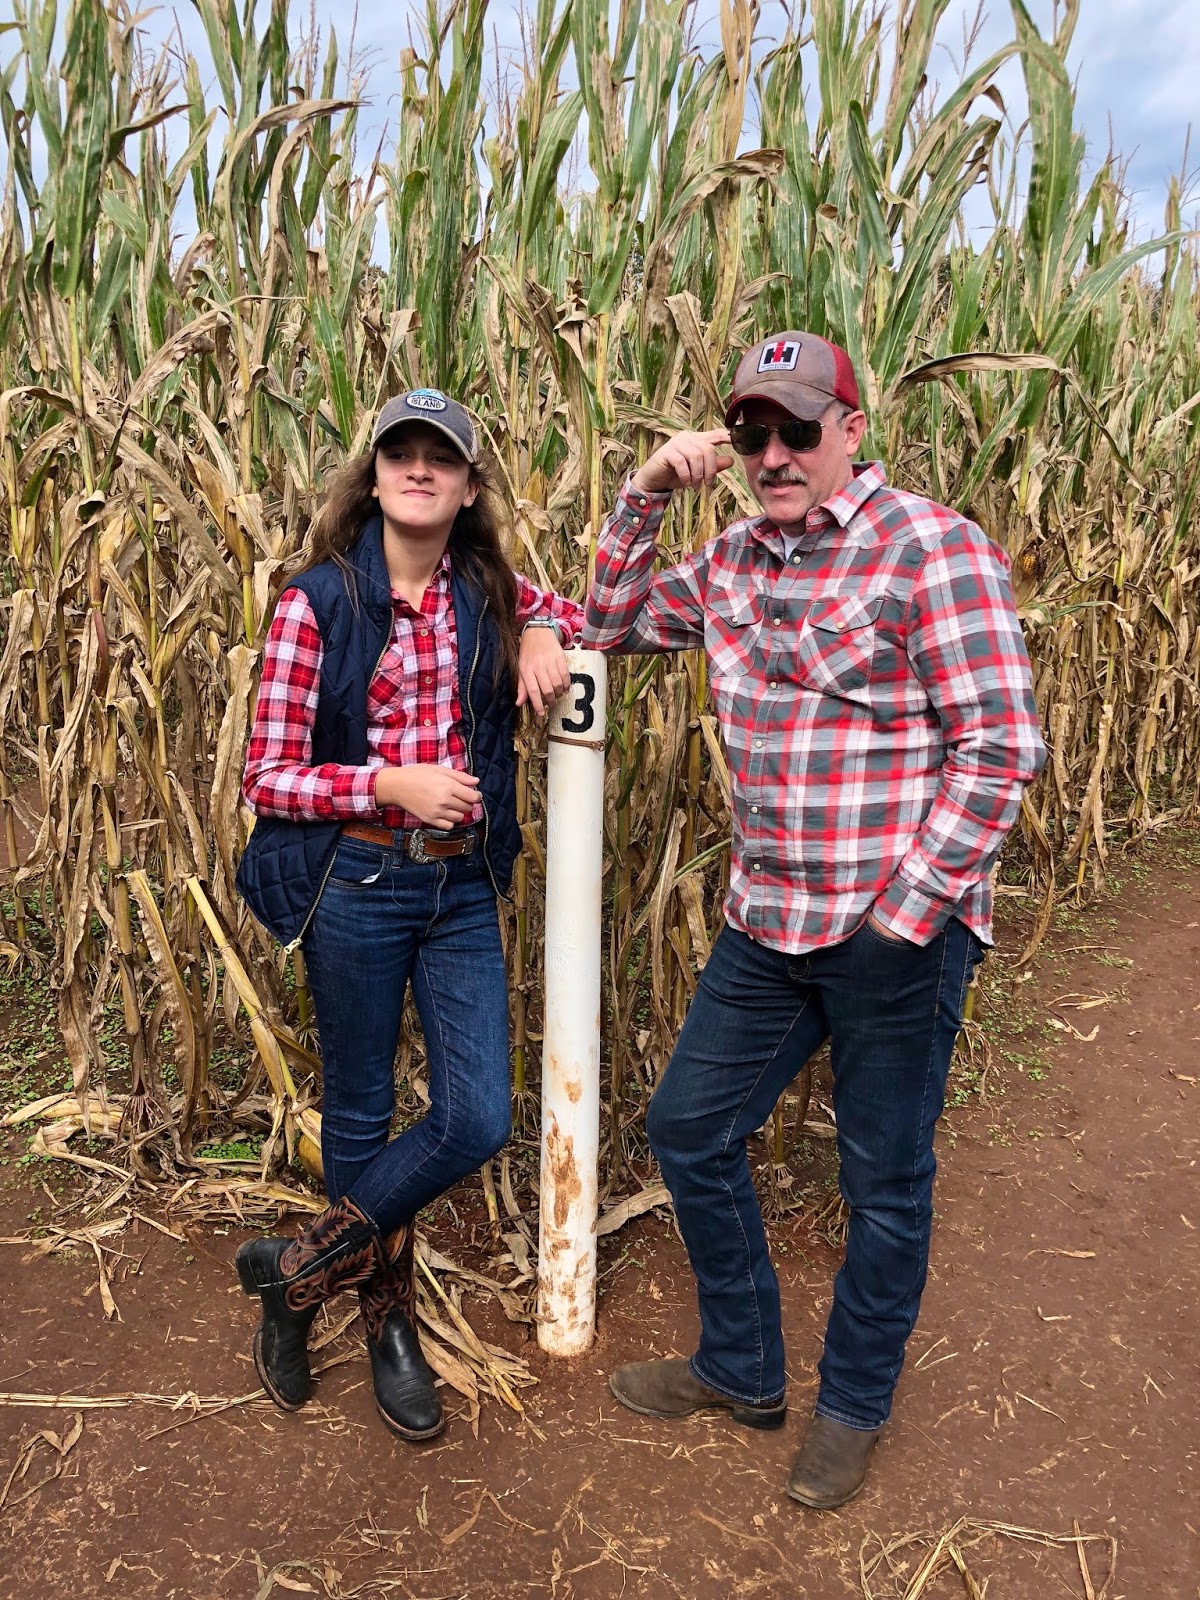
left=843, top=410, right=868, bottom=453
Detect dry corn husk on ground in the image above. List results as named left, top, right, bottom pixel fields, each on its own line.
left=0, top=0, right=1197, bottom=1283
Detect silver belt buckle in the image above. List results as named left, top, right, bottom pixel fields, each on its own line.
left=407, top=828, right=433, bottom=864
left=406, top=828, right=474, bottom=864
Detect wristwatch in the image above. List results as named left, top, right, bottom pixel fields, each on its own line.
left=522, top=616, right=568, bottom=643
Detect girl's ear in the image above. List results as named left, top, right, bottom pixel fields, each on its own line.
left=462, top=479, right=480, bottom=508
left=370, top=482, right=379, bottom=498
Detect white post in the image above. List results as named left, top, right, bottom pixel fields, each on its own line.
left=537, top=648, right=607, bottom=1356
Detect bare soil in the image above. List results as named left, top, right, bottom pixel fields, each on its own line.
left=2, top=830, right=1198, bottom=1599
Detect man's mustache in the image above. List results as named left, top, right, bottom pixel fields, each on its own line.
left=757, top=468, right=808, bottom=488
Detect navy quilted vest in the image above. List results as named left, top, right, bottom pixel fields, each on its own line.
left=235, top=515, right=520, bottom=947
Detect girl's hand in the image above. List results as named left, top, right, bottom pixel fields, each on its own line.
left=373, top=765, right=480, bottom=829
left=517, top=626, right=573, bottom=718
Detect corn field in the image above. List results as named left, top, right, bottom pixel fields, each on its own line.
left=1, top=0, right=1197, bottom=1195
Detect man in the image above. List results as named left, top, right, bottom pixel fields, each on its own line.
left=583, top=331, right=1045, bottom=1508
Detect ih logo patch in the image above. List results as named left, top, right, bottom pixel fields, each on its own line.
left=757, top=339, right=800, bottom=373
left=405, top=389, right=448, bottom=411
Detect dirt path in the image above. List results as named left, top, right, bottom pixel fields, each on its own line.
left=2, top=831, right=1198, bottom=1599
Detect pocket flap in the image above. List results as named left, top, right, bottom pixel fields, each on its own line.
left=707, top=585, right=757, bottom=628
left=807, top=593, right=885, bottom=634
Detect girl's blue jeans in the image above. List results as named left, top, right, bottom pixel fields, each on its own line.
left=301, top=833, right=511, bottom=1232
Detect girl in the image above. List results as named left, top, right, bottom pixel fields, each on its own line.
left=234, top=389, right=582, bottom=1440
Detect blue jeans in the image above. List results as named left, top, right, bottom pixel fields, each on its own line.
left=647, top=917, right=983, bottom=1428
left=301, top=834, right=512, bottom=1233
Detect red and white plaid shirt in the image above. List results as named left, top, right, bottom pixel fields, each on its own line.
left=584, top=464, right=1045, bottom=950
left=244, top=552, right=583, bottom=831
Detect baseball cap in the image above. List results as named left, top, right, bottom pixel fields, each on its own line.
left=370, top=389, right=478, bottom=463
left=724, top=332, right=860, bottom=424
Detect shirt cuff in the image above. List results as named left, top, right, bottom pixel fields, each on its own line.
left=870, top=875, right=951, bottom=946
left=615, top=476, right=671, bottom=530
left=350, top=767, right=382, bottom=817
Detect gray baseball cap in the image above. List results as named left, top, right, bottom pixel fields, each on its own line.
left=724, top=332, right=861, bottom=423
left=370, top=389, right=478, bottom=463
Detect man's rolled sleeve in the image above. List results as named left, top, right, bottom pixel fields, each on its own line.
left=584, top=479, right=706, bottom=653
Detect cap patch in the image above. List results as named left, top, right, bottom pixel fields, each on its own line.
left=756, top=338, right=800, bottom=374
left=405, top=389, right=448, bottom=412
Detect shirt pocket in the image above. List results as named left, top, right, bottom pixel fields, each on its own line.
left=705, top=583, right=761, bottom=690
left=793, top=593, right=884, bottom=698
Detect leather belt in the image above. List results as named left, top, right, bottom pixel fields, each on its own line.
left=342, top=822, right=477, bottom=864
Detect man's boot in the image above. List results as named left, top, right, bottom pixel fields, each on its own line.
left=236, top=1196, right=386, bottom=1412
left=610, top=1358, right=787, bottom=1429
left=786, top=1412, right=881, bottom=1509
left=359, top=1223, right=444, bottom=1441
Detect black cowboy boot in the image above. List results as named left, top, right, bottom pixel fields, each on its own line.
left=236, top=1196, right=386, bottom=1412
left=359, top=1223, right=444, bottom=1441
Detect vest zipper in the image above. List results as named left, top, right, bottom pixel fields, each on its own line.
left=284, top=610, right=393, bottom=954
left=465, top=594, right=504, bottom=900
left=284, top=847, right=339, bottom=954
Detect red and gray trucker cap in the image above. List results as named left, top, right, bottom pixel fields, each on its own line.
left=724, top=332, right=860, bottom=423
left=371, top=390, right=478, bottom=463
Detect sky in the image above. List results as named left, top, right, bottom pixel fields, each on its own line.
left=13, top=0, right=1198, bottom=237
left=149, top=0, right=1191, bottom=234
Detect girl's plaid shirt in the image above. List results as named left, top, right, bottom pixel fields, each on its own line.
left=584, top=462, right=1046, bottom=951
left=244, top=551, right=583, bottom=831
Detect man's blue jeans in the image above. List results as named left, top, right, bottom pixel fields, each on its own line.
left=647, top=916, right=983, bottom=1429
left=301, top=834, right=512, bottom=1233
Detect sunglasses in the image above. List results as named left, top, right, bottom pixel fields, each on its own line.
left=728, top=418, right=830, bottom=456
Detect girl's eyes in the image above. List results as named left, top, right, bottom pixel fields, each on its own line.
left=383, top=450, right=458, bottom=468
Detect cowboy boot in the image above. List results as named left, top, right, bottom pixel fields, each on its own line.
left=236, top=1196, right=386, bottom=1412
left=610, top=1359, right=787, bottom=1430
left=359, top=1223, right=444, bottom=1441
left=785, top=1412, right=882, bottom=1509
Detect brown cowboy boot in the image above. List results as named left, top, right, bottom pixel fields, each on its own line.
left=236, top=1196, right=386, bottom=1411
left=359, top=1224, right=444, bottom=1441
left=786, top=1412, right=881, bottom=1509
left=610, top=1358, right=787, bottom=1430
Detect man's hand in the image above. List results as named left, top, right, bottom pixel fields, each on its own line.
left=631, top=428, right=734, bottom=494
left=517, top=626, right=573, bottom=717
left=373, top=765, right=480, bottom=829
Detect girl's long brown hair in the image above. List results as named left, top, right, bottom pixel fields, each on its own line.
left=302, top=446, right=520, bottom=689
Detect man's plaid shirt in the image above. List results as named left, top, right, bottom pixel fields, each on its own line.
left=583, top=463, right=1046, bottom=951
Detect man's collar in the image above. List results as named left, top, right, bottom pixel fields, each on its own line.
left=748, top=461, right=888, bottom=547
left=821, top=461, right=888, bottom=528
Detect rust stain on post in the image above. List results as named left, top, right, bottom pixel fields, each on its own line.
left=544, top=1115, right=582, bottom=1230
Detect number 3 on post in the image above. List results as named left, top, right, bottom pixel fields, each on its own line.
left=560, top=672, right=596, bottom=735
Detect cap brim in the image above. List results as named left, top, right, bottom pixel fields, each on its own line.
left=723, top=382, right=835, bottom=425
left=372, top=417, right=475, bottom=462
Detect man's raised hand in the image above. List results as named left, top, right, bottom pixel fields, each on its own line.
left=631, top=428, right=734, bottom=494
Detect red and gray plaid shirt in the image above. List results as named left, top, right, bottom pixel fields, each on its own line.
left=244, top=552, right=583, bottom=831
left=584, top=463, right=1045, bottom=950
